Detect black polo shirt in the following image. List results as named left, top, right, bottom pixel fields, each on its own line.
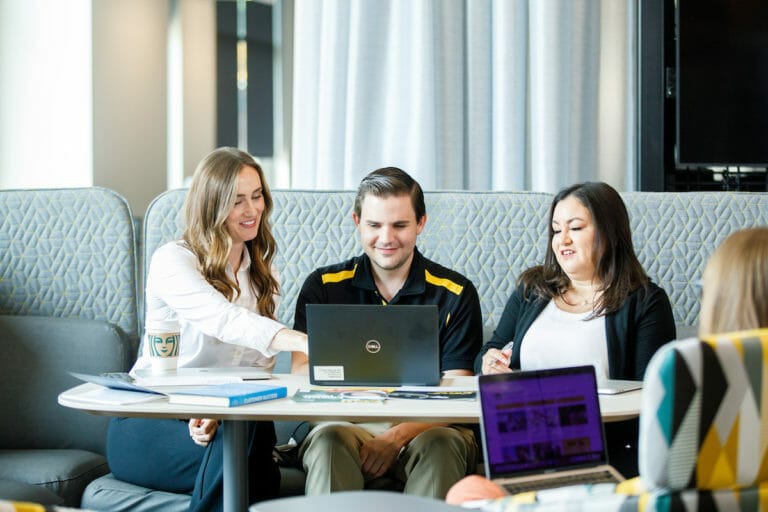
left=292, top=248, right=482, bottom=372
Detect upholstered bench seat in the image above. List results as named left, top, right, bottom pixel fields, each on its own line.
left=0, top=450, right=108, bottom=506
left=0, top=479, right=66, bottom=506
left=0, top=314, right=133, bottom=507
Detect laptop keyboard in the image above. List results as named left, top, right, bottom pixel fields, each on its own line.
left=500, top=469, right=619, bottom=495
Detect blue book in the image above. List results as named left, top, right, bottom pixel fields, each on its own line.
left=166, top=382, right=287, bottom=407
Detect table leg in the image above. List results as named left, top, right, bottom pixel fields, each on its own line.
left=223, top=420, right=249, bottom=512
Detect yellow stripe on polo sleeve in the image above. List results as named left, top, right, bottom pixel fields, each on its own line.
left=321, top=264, right=357, bottom=284
left=425, top=270, right=463, bottom=295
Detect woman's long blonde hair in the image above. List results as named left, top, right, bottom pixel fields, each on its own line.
left=699, top=227, right=768, bottom=335
left=181, top=147, right=278, bottom=319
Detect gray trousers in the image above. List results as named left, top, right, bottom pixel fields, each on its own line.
left=299, top=421, right=478, bottom=499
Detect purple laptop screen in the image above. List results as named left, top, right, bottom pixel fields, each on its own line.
left=479, top=366, right=606, bottom=477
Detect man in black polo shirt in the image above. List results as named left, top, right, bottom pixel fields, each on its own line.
left=292, top=167, right=483, bottom=499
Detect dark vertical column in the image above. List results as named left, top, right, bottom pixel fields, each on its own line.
left=637, top=0, right=674, bottom=191
left=216, top=2, right=274, bottom=156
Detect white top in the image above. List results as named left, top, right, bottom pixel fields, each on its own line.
left=519, top=300, right=609, bottom=379
left=132, top=241, right=285, bottom=373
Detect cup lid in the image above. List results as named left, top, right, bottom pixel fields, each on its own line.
left=145, top=319, right=180, bottom=332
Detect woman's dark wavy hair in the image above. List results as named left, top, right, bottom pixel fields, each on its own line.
left=518, top=182, right=648, bottom=316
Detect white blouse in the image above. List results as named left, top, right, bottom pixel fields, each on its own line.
left=519, top=300, right=609, bottom=379
left=132, top=241, right=285, bottom=372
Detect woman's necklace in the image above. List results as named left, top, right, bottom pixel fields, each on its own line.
left=560, top=289, right=598, bottom=307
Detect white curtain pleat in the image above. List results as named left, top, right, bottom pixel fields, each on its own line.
left=288, top=0, right=636, bottom=192
left=489, top=0, right=530, bottom=190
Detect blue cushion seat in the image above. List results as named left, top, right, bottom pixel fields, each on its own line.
left=0, top=478, right=65, bottom=506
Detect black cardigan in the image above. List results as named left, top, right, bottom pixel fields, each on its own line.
left=474, top=282, right=677, bottom=379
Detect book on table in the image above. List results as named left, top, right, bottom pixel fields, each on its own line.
left=166, top=382, right=288, bottom=407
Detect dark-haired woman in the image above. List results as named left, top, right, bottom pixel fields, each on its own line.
left=477, top=182, right=676, bottom=478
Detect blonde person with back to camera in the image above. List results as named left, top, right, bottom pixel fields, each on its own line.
left=476, top=182, right=676, bottom=478
left=106, top=147, right=308, bottom=511
left=696, top=227, right=768, bottom=337
left=446, top=226, right=768, bottom=505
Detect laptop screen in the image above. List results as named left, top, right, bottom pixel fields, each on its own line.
left=478, top=366, right=607, bottom=478
left=306, top=304, right=440, bottom=386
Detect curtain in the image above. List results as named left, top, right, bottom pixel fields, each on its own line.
left=285, top=0, right=636, bottom=192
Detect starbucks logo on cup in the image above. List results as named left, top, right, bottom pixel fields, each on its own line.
left=365, top=340, right=381, bottom=354
left=145, top=319, right=180, bottom=374
left=148, top=333, right=180, bottom=358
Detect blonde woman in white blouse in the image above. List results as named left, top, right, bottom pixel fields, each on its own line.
left=108, top=147, right=307, bottom=512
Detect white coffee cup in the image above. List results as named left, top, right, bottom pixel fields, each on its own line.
left=145, top=319, right=180, bottom=374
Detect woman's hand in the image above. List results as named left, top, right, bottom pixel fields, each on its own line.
left=268, top=328, right=308, bottom=354
left=481, top=347, right=514, bottom=374
left=188, top=418, right=219, bottom=447
left=291, top=351, right=309, bottom=375
left=269, top=328, right=309, bottom=374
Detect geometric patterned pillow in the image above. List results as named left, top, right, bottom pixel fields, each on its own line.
left=475, top=485, right=768, bottom=511
left=639, top=329, right=768, bottom=491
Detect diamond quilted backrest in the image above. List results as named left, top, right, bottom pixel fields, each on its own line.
left=623, top=192, right=768, bottom=327
left=420, top=191, right=551, bottom=329
left=141, top=189, right=186, bottom=330
left=142, top=189, right=187, bottom=284
left=142, top=189, right=551, bottom=330
left=271, top=190, right=358, bottom=326
left=0, top=187, right=139, bottom=342
left=640, top=330, right=768, bottom=491
left=143, top=190, right=768, bottom=337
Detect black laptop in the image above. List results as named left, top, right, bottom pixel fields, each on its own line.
left=478, top=365, right=624, bottom=494
left=306, top=304, right=441, bottom=386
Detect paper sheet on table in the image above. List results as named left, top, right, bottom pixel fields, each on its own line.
left=66, top=387, right=165, bottom=405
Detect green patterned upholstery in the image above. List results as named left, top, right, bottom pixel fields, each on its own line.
left=640, top=330, right=768, bottom=491
left=470, top=486, right=768, bottom=511
left=142, top=189, right=768, bottom=332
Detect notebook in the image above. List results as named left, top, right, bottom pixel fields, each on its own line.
left=597, top=379, right=643, bottom=395
left=132, top=366, right=272, bottom=386
left=306, top=304, right=440, bottom=386
left=478, top=365, right=624, bottom=495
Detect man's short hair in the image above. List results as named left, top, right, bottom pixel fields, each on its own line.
left=354, top=167, right=426, bottom=221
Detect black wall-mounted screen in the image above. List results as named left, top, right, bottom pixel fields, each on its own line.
left=676, top=0, right=768, bottom=167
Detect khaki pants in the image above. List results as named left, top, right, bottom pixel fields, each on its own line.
left=299, top=421, right=478, bottom=499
